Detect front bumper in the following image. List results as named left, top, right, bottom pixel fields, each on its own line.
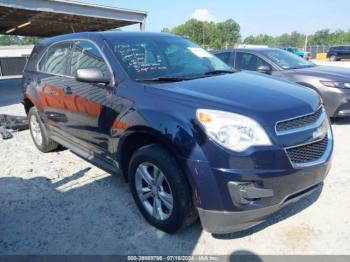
left=182, top=147, right=331, bottom=234
left=320, top=87, right=350, bottom=117
left=177, top=106, right=333, bottom=234
left=179, top=122, right=332, bottom=234
left=198, top=182, right=322, bottom=234
left=334, top=100, right=350, bottom=117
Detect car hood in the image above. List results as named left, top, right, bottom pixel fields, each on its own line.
left=292, top=65, right=350, bottom=80
left=145, top=71, right=320, bottom=127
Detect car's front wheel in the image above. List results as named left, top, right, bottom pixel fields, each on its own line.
left=28, top=107, right=58, bottom=153
left=128, top=144, right=197, bottom=233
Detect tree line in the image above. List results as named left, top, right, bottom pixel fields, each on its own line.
left=0, top=35, right=40, bottom=46
left=163, top=20, right=350, bottom=49
left=162, top=19, right=241, bottom=49
left=243, top=29, right=350, bottom=48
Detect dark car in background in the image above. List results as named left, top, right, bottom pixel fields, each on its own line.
left=23, top=32, right=332, bottom=234
left=214, top=48, right=350, bottom=117
left=327, top=46, right=350, bottom=61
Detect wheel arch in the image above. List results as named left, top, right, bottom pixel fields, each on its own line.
left=116, top=127, right=186, bottom=182
left=23, top=95, right=36, bottom=115
left=296, top=82, right=322, bottom=96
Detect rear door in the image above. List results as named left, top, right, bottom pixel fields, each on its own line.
left=37, top=41, right=73, bottom=133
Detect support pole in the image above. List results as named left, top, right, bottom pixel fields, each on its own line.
left=140, top=20, right=146, bottom=32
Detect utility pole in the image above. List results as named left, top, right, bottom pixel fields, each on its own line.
left=304, top=35, right=308, bottom=52
left=202, top=25, right=205, bottom=47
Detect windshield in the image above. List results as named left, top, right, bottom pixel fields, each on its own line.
left=105, top=34, right=231, bottom=81
left=262, top=49, right=315, bottom=70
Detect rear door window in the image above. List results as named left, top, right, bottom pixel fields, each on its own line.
left=39, top=42, right=72, bottom=75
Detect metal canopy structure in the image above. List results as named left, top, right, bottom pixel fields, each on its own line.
left=0, top=0, right=147, bottom=37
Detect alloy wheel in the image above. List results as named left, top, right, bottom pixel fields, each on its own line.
left=30, top=114, right=43, bottom=146
left=135, top=162, right=174, bottom=220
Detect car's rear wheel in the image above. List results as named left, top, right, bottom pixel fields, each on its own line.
left=329, top=55, right=338, bottom=61
left=128, top=144, right=197, bottom=233
left=28, top=107, right=58, bottom=153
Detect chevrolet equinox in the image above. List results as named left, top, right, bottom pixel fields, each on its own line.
left=22, top=32, right=333, bottom=234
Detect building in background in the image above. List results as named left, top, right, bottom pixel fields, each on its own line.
left=0, top=0, right=147, bottom=78
left=0, top=45, right=33, bottom=77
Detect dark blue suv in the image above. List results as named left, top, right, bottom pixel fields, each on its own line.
left=22, top=32, right=333, bottom=234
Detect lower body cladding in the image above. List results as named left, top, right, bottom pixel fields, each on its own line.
left=181, top=140, right=332, bottom=234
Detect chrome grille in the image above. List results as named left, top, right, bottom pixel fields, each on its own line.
left=286, top=135, right=328, bottom=165
left=276, top=107, right=323, bottom=132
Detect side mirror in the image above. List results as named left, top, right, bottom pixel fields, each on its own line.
left=75, top=68, right=111, bottom=84
left=257, top=65, right=272, bottom=74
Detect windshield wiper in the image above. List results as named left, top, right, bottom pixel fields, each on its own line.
left=285, top=64, right=316, bottom=70
left=135, top=76, right=195, bottom=83
left=203, top=69, right=236, bottom=76
left=136, top=70, right=235, bottom=83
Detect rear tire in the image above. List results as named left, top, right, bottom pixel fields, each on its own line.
left=28, top=107, right=58, bottom=153
left=329, top=55, right=338, bottom=62
left=128, top=144, right=197, bottom=233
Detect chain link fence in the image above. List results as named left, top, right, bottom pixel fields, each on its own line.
left=282, top=45, right=350, bottom=59
left=305, top=46, right=331, bottom=59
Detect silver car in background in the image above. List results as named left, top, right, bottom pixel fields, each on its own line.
left=214, top=48, right=350, bottom=117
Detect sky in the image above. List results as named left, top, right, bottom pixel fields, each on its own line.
left=86, top=0, right=350, bottom=37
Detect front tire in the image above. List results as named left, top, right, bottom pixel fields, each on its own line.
left=28, top=107, right=58, bottom=153
left=128, top=144, right=197, bottom=233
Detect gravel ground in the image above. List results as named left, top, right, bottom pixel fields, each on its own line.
left=1, top=62, right=350, bottom=257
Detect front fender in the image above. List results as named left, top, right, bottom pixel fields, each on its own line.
left=115, top=108, right=207, bottom=161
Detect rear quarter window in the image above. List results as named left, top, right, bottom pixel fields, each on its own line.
left=24, top=44, right=45, bottom=72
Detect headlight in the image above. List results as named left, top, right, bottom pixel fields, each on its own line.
left=320, top=81, right=350, bottom=89
left=196, top=109, right=272, bottom=152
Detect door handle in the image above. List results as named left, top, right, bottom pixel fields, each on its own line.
left=64, top=86, right=73, bottom=95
